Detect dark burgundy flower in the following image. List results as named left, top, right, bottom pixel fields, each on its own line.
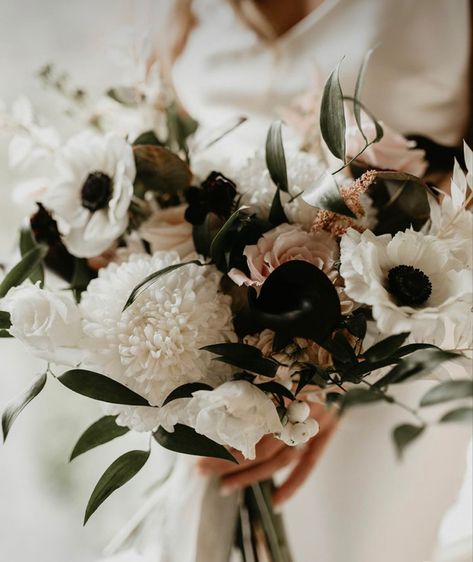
left=185, top=171, right=237, bottom=225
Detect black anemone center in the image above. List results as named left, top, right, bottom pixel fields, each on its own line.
left=81, top=171, right=112, bottom=212
left=388, top=265, right=432, bottom=306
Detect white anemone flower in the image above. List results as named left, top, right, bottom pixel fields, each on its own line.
left=340, top=228, right=472, bottom=344
left=80, top=252, right=235, bottom=431
left=43, top=131, right=136, bottom=258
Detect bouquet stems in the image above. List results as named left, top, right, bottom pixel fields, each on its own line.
left=237, top=479, right=293, bottom=562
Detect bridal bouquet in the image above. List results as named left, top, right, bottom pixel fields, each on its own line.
left=1, top=56, right=472, bottom=562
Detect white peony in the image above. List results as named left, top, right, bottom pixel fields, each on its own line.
left=231, top=149, right=326, bottom=228
left=1, top=283, right=83, bottom=364
left=80, top=252, right=235, bottom=431
left=340, top=228, right=472, bottom=344
left=43, top=131, right=136, bottom=258
left=173, top=380, right=282, bottom=459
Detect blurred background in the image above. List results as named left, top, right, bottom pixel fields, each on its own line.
left=0, top=2, right=471, bottom=561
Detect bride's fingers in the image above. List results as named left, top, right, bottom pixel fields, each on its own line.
left=272, top=423, right=336, bottom=507
left=219, top=445, right=301, bottom=495
left=197, top=435, right=285, bottom=476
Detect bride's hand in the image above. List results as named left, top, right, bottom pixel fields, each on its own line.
left=196, top=402, right=338, bottom=506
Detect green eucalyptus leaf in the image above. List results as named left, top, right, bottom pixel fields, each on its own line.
left=363, top=333, right=410, bottom=362
left=84, top=449, right=150, bottom=524
left=268, top=187, right=288, bottom=226
left=70, top=416, right=129, bottom=461
left=374, top=349, right=459, bottom=387
left=353, top=49, right=373, bottom=143
left=0, top=245, right=48, bottom=298
left=339, top=387, right=385, bottom=414
left=162, top=382, right=213, bottom=406
left=0, top=311, right=11, bottom=330
left=326, top=332, right=358, bottom=365
left=166, top=101, right=198, bottom=154
left=214, top=356, right=279, bottom=378
left=302, top=172, right=355, bottom=218
left=393, top=424, right=425, bottom=459
left=202, top=343, right=263, bottom=361
left=154, top=424, right=237, bottom=463
left=256, top=381, right=295, bottom=401
left=0, top=330, right=12, bottom=338
left=210, top=207, right=247, bottom=270
left=123, top=259, right=206, bottom=310
left=58, top=369, right=150, bottom=406
left=2, top=372, right=47, bottom=441
left=19, top=227, right=44, bottom=286
left=265, top=121, right=288, bottom=192
left=440, top=407, right=473, bottom=424
left=420, top=380, right=473, bottom=407
left=320, top=60, right=346, bottom=161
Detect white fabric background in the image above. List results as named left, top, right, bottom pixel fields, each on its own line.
left=0, top=2, right=471, bottom=562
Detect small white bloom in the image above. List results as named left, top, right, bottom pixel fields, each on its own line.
left=231, top=149, right=326, bottom=228
left=340, top=228, right=472, bottom=344
left=80, top=252, right=235, bottom=432
left=1, top=283, right=83, bottom=364
left=178, top=380, right=282, bottom=459
left=43, top=131, right=136, bottom=258
left=286, top=400, right=311, bottom=424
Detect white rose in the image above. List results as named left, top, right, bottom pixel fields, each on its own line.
left=180, top=380, right=283, bottom=459
left=1, top=283, right=83, bottom=364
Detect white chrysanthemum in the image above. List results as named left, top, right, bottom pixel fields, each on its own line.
left=340, top=228, right=472, bottom=344
left=43, top=131, right=135, bottom=258
left=232, top=149, right=326, bottom=227
left=80, top=251, right=235, bottom=431
left=424, top=143, right=472, bottom=268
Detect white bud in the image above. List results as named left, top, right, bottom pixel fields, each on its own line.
left=287, top=400, right=311, bottom=423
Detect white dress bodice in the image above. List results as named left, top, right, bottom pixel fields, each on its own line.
left=173, top=0, right=470, bottom=157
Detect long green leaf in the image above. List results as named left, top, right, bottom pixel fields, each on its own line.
left=162, top=382, right=213, bottom=406
left=339, top=387, right=386, bottom=414
left=268, top=187, right=288, bottom=226
left=154, top=424, right=237, bottom=463
left=363, top=333, right=410, bottom=363
left=0, top=245, right=48, bottom=298
left=123, top=260, right=206, bottom=310
left=2, top=372, right=47, bottom=441
left=440, top=407, right=473, bottom=424
left=70, top=415, right=129, bottom=461
left=353, top=49, right=373, bottom=143
left=393, top=423, right=425, bottom=459
left=320, top=60, right=346, bottom=161
left=374, top=349, right=459, bottom=387
left=19, top=227, right=44, bottom=286
left=58, top=369, right=150, bottom=406
left=209, top=207, right=247, bottom=269
left=265, top=121, right=288, bottom=192
left=84, top=449, right=150, bottom=524
left=420, top=380, right=473, bottom=407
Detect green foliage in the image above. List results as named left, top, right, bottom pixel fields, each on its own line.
left=440, top=407, right=473, bottom=424
left=70, top=416, right=129, bottom=461
left=123, top=260, right=206, bottom=310
left=84, top=449, right=150, bottom=524
left=203, top=343, right=279, bottom=378
left=301, top=172, right=355, bottom=218
left=210, top=208, right=247, bottom=271
left=265, top=121, right=288, bottom=193
left=2, top=372, right=47, bottom=441
left=420, top=380, right=473, bottom=407
left=162, top=382, right=213, bottom=406
left=58, top=369, right=150, bottom=406
left=362, top=333, right=410, bottom=363
left=320, top=60, right=346, bottom=161
left=19, top=227, right=44, bottom=286
left=393, top=424, right=425, bottom=459
left=0, top=245, right=48, bottom=299
left=154, top=424, right=237, bottom=463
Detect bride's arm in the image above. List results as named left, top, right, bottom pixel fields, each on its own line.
left=197, top=402, right=338, bottom=506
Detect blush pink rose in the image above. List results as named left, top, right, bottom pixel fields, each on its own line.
left=345, top=109, right=428, bottom=177
left=228, top=223, right=338, bottom=292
